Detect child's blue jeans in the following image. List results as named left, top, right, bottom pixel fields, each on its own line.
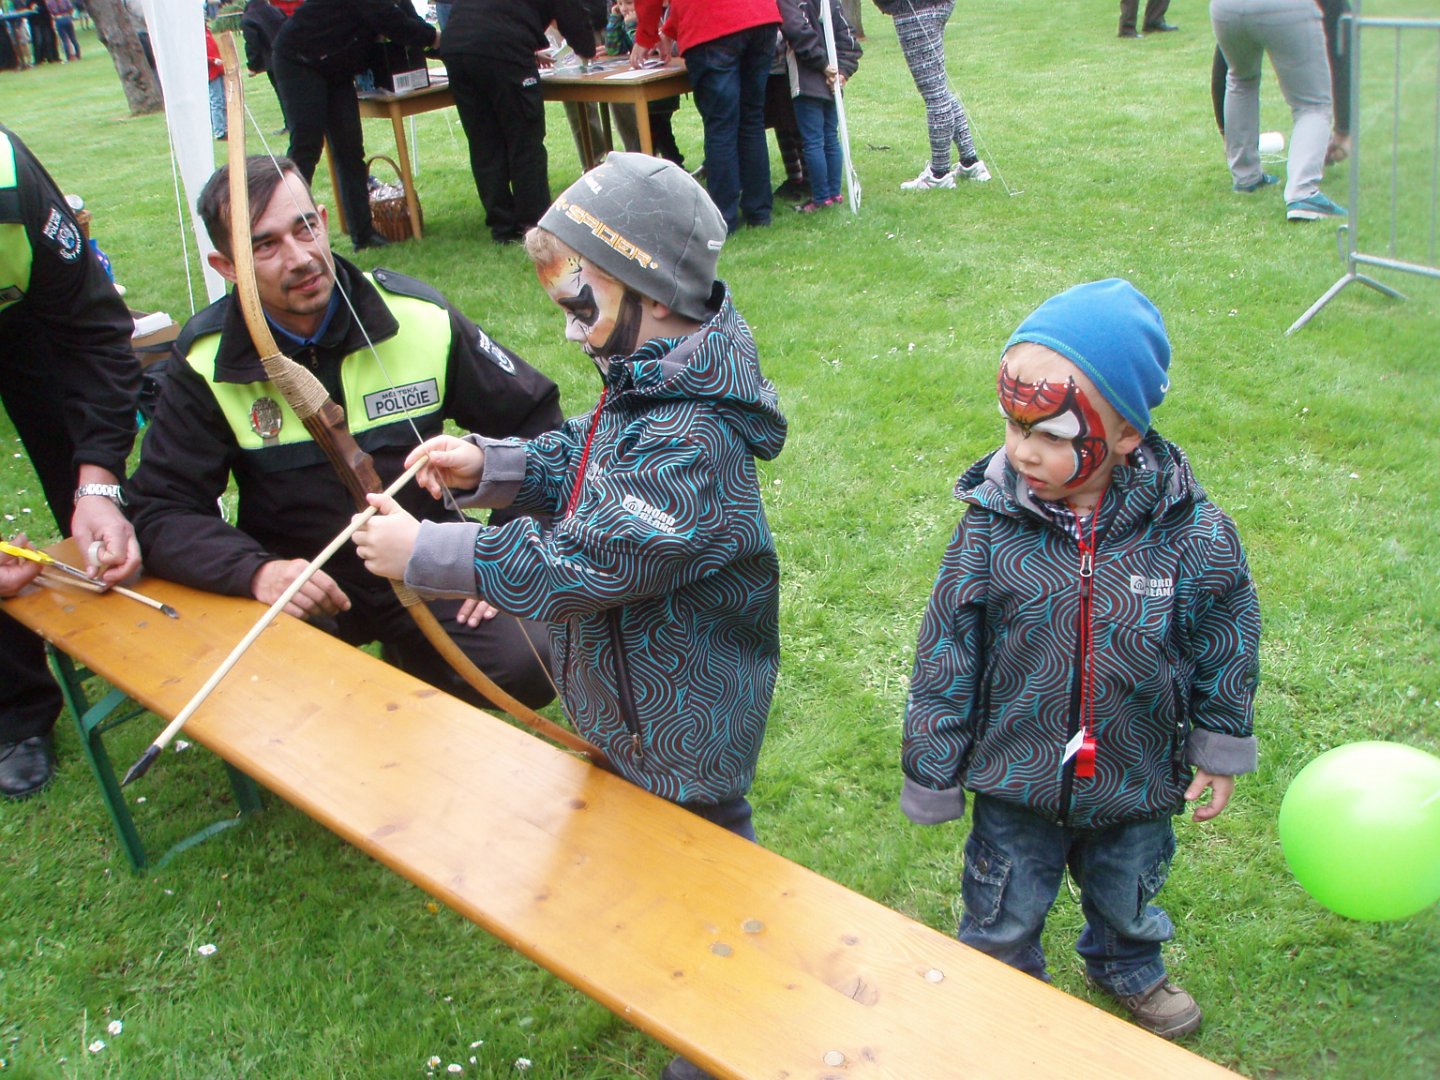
left=958, top=793, right=1177, bottom=997
left=208, top=76, right=227, bottom=140
left=792, top=94, right=842, bottom=203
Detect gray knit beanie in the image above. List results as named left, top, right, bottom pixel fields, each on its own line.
left=538, top=153, right=726, bottom=321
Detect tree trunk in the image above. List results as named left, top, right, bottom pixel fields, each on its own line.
left=86, top=0, right=163, bottom=115
left=842, top=0, right=865, bottom=39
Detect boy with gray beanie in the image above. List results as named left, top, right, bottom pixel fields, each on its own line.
left=354, top=153, right=787, bottom=845
left=900, top=279, right=1260, bottom=1040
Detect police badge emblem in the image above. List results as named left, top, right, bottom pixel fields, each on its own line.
left=250, top=397, right=283, bottom=444
left=40, top=206, right=84, bottom=263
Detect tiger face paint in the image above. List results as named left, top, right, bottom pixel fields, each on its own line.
left=996, top=353, right=1113, bottom=501
left=535, top=250, right=643, bottom=361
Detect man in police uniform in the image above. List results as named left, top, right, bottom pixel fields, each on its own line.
left=126, top=157, right=561, bottom=710
left=0, top=124, right=143, bottom=799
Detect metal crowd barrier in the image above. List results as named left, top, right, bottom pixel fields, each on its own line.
left=1289, top=3, right=1440, bottom=333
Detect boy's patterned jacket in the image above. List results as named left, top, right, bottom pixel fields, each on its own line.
left=901, top=433, right=1260, bottom=830
left=409, top=285, right=786, bottom=805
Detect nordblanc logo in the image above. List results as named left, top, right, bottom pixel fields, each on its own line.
left=363, top=379, right=439, bottom=421
left=476, top=327, right=515, bottom=373
left=1129, top=574, right=1174, bottom=598
left=621, top=494, right=677, bottom=534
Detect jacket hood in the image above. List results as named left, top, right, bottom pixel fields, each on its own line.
left=955, top=429, right=1205, bottom=532
left=601, top=282, right=787, bottom=461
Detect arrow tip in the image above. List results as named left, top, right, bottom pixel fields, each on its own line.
left=121, top=745, right=161, bottom=787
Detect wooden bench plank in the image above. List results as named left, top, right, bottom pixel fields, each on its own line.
left=3, top=542, right=1234, bottom=1079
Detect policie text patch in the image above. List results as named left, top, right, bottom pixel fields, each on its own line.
left=40, top=205, right=84, bottom=262
left=363, top=378, right=440, bottom=421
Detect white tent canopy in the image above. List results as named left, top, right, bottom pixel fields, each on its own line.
left=140, top=0, right=224, bottom=305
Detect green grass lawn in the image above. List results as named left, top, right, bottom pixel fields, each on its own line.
left=2, top=3, right=1437, bottom=1076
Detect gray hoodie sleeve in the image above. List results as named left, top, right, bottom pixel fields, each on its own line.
left=900, top=777, right=967, bottom=825
left=449, top=435, right=529, bottom=510
left=1185, top=729, right=1259, bottom=775
left=404, top=519, right=485, bottom=599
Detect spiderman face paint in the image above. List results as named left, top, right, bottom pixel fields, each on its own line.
left=535, top=251, right=642, bottom=360
left=997, top=358, right=1111, bottom=494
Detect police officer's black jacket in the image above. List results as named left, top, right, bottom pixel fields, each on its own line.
left=126, top=256, right=563, bottom=610
left=0, top=123, right=137, bottom=485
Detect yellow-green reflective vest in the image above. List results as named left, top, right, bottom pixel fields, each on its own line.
left=183, top=282, right=451, bottom=451
left=0, top=130, right=34, bottom=315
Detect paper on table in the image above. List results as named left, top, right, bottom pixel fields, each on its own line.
left=604, top=65, right=669, bottom=81
left=132, top=312, right=173, bottom=337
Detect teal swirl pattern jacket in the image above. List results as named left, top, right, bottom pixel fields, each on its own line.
left=409, top=286, right=786, bottom=804
left=901, top=433, right=1260, bottom=830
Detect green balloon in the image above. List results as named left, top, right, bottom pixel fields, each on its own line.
left=1279, top=741, right=1440, bottom=921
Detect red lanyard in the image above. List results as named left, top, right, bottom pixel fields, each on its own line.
left=564, top=387, right=607, bottom=520
left=1074, top=504, right=1100, bottom=779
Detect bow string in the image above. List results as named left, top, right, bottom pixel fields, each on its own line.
left=215, top=33, right=605, bottom=767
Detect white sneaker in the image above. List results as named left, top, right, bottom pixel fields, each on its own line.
left=900, top=164, right=957, bottom=191
left=957, top=159, right=991, bottom=182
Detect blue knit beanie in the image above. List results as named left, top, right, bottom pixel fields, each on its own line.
left=1002, top=279, right=1171, bottom=433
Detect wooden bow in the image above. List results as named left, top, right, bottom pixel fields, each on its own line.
left=201, top=35, right=605, bottom=766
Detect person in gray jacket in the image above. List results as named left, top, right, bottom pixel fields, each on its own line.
left=353, top=155, right=787, bottom=840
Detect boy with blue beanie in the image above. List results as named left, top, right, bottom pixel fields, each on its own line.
left=901, top=279, right=1260, bottom=1040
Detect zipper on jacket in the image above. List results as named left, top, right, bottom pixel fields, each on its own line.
left=1059, top=509, right=1100, bottom=824
left=606, top=610, right=643, bottom=760
left=1059, top=637, right=1083, bottom=826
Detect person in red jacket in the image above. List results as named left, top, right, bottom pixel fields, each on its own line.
left=206, top=28, right=227, bottom=140
left=631, top=0, right=781, bottom=234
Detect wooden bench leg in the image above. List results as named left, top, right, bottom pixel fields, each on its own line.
left=45, top=645, right=263, bottom=872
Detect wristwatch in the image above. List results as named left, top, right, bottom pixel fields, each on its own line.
left=73, top=483, right=127, bottom=507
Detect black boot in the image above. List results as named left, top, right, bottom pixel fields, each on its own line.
left=353, top=229, right=392, bottom=252
left=0, top=733, right=56, bottom=799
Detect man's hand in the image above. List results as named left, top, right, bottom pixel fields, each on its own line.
left=0, top=533, right=43, bottom=598
left=1185, top=769, right=1235, bottom=821
left=456, top=598, right=500, bottom=627
left=352, top=493, right=420, bottom=581
left=251, top=559, right=350, bottom=621
left=70, top=496, right=141, bottom=586
left=405, top=435, right=485, bottom=501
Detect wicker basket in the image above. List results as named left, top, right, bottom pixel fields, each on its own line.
left=366, top=156, right=421, bottom=243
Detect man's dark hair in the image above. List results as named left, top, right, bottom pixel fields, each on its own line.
left=197, top=156, right=311, bottom=258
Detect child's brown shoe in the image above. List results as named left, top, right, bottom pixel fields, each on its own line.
left=1090, top=977, right=1202, bottom=1040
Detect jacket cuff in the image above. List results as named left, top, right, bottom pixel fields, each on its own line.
left=1186, top=729, right=1258, bottom=775
left=901, top=777, right=967, bottom=825
left=455, top=436, right=525, bottom=509
left=405, top=520, right=483, bottom=599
